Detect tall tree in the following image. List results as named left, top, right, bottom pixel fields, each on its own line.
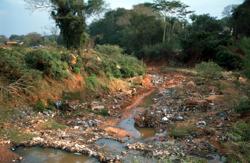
left=25, top=0, right=105, bottom=49
left=232, top=0, right=250, bottom=38
left=153, top=0, right=192, bottom=43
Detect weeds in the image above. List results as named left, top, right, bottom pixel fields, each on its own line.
left=0, top=128, right=35, bottom=144
left=235, top=99, right=250, bottom=114
left=195, top=62, right=223, bottom=79
left=169, top=126, right=195, bottom=138
left=41, top=119, right=67, bottom=130
left=85, top=74, right=99, bottom=91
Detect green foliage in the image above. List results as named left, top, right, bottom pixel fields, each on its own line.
left=42, top=119, right=67, bottom=130
left=181, top=14, right=231, bottom=63
left=232, top=0, right=250, bottom=38
left=0, top=35, right=7, bottom=44
left=215, top=46, right=242, bottom=70
left=95, top=45, right=145, bottom=78
left=72, top=66, right=81, bottom=74
left=195, top=62, right=223, bottom=78
left=89, top=6, right=164, bottom=57
left=235, top=99, right=250, bottom=114
left=0, top=128, right=35, bottom=144
left=43, top=0, right=104, bottom=49
left=230, top=121, right=250, bottom=141
left=141, top=42, right=179, bottom=60
left=85, top=74, right=99, bottom=91
left=239, top=37, right=250, bottom=78
left=34, top=100, right=46, bottom=112
left=92, top=108, right=109, bottom=117
left=95, top=44, right=124, bottom=55
left=0, top=48, right=27, bottom=79
left=169, top=126, right=194, bottom=138
left=23, top=32, right=43, bottom=46
left=25, top=49, right=68, bottom=79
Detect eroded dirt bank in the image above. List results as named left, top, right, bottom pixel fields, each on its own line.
left=0, top=66, right=249, bottom=162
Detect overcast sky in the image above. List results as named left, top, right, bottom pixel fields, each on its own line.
left=0, top=0, right=244, bottom=37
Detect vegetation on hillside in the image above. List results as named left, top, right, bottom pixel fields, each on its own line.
left=0, top=45, right=145, bottom=104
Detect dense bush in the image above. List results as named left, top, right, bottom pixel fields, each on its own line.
left=231, top=121, right=250, bottom=141
left=95, top=44, right=145, bottom=78
left=95, top=44, right=124, bottom=56
left=25, top=49, right=69, bottom=79
left=215, top=46, right=242, bottom=70
left=195, top=62, right=223, bottom=78
left=235, top=99, right=250, bottom=114
left=239, top=37, right=250, bottom=78
left=0, top=48, right=26, bottom=79
left=34, top=100, right=46, bottom=112
left=85, top=74, right=99, bottom=91
left=0, top=48, right=42, bottom=81
left=141, top=42, right=177, bottom=60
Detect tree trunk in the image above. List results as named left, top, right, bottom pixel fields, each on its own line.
left=163, top=17, right=167, bottom=43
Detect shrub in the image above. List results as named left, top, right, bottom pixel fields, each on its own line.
left=42, top=119, right=67, bottom=130
left=235, top=99, right=250, bottom=114
left=72, top=66, right=81, bottom=74
left=119, top=55, right=145, bottom=78
left=92, top=108, right=109, bottom=117
left=215, top=46, right=242, bottom=70
left=94, top=45, right=145, bottom=78
left=0, top=48, right=26, bottom=79
left=239, top=37, right=250, bottom=78
left=141, top=42, right=177, bottom=59
left=25, top=49, right=69, bottom=79
left=95, top=44, right=123, bottom=56
left=34, top=100, right=47, bottom=112
left=85, top=74, right=99, bottom=91
left=169, top=127, right=194, bottom=138
left=230, top=122, right=250, bottom=141
left=195, top=62, right=223, bottom=78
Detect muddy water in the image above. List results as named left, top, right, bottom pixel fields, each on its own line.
left=15, top=147, right=97, bottom=163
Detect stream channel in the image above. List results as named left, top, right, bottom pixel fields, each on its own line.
left=15, top=107, right=156, bottom=163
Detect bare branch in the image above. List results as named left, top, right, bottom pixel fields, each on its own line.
left=24, top=0, right=53, bottom=11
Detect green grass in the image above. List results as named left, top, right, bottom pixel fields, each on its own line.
left=42, top=119, right=67, bottom=130
left=0, top=128, right=35, bottom=144
left=169, top=126, right=195, bottom=139
left=195, top=62, right=223, bottom=79
left=235, top=99, right=250, bottom=114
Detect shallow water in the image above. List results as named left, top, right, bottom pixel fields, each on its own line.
left=15, top=147, right=97, bottom=163
left=137, top=127, right=156, bottom=139
left=95, top=138, right=125, bottom=154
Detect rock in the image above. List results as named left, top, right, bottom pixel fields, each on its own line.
left=55, top=101, right=62, bottom=109
left=91, top=101, right=105, bottom=110
left=239, top=76, right=247, bottom=84
left=187, top=81, right=196, bottom=88
left=197, top=121, right=207, bottom=127
left=206, top=95, right=224, bottom=103
left=175, top=115, right=184, bottom=121
left=162, top=117, right=169, bottom=123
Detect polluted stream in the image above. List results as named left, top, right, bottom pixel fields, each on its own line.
left=13, top=88, right=224, bottom=163
left=15, top=107, right=156, bottom=163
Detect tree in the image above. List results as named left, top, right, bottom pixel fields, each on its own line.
left=0, top=35, right=8, bottom=44
left=222, top=4, right=238, bottom=18
left=232, top=0, right=250, bottom=38
left=24, top=32, right=44, bottom=46
left=25, top=0, right=105, bottom=49
left=181, top=14, right=228, bottom=63
left=152, top=0, right=192, bottom=43
left=89, top=4, right=163, bottom=55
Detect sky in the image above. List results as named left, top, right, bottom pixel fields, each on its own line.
left=0, top=0, right=244, bottom=37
